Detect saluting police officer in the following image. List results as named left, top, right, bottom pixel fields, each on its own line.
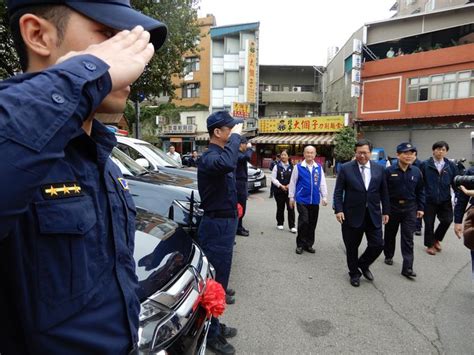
left=197, top=111, right=242, bottom=355
left=0, top=1, right=164, bottom=354
left=384, top=143, right=425, bottom=279
left=236, top=136, right=253, bottom=237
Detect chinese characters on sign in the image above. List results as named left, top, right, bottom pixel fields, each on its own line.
left=246, top=40, right=257, bottom=104
left=259, top=116, right=345, bottom=133
left=232, top=102, right=251, bottom=119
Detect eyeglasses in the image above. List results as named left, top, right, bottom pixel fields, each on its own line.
left=355, top=151, right=370, bottom=156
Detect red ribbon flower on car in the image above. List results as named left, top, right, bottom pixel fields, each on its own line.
left=201, top=279, right=226, bottom=317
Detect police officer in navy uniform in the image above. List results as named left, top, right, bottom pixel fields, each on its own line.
left=384, top=143, right=425, bottom=278
left=236, top=136, right=253, bottom=237
left=0, top=1, right=165, bottom=354
left=197, top=111, right=242, bottom=355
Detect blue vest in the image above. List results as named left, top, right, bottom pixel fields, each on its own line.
left=295, top=163, right=322, bottom=205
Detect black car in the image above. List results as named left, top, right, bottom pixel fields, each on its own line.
left=111, top=148, right=203, bottom=232
left=134, top=209, right=213, bottom=354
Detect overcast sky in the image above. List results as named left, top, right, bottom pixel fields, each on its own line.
left=197, top=0, right=396, bottom=66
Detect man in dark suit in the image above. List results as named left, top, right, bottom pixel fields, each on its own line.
left=334, top=139, right=390, bottom=287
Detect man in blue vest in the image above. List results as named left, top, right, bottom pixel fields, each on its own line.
left=289, top=145, right=328, bottom=254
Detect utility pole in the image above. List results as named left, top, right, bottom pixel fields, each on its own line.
left=134, top=99, right=140, bottom=139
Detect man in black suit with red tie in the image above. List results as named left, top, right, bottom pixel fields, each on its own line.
left=334, top=139, right=390, bottom=287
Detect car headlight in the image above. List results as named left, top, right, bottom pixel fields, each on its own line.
left=138, top=300, right=181, bottom=352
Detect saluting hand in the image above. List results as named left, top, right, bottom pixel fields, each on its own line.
left=56, top=26, right=155, bottom=92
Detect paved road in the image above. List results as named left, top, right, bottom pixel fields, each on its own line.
left=214, top=177, right=473, bottom=354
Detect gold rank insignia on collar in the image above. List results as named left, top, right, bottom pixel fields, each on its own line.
left=41, top=182, right=83, bottom=200
left=118, top=177, right=129, bottom=190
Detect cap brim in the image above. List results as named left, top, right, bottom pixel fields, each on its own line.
left=68, top=3, right=168, bottom=51
left=225, top=118, right=244, bottom=128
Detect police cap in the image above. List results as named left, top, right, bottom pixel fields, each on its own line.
left=396, top=142, right=417, bottom=153
left=7, top=0, right=168, bottom=50
left=207, top=111, right=243, bottom=130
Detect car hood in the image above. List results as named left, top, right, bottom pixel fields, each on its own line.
left=128, top=171, right=197, bottom=190
left=134, top=210, right=193, bottom=302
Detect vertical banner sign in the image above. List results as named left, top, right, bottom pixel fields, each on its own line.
left=245, top=40, right=257, bottom=104
left=232, top=102, right=251, bottom=119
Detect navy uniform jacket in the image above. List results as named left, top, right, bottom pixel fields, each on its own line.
left=420, top=157, right=457, bottom=204
left=385, top=163, right=425, bottom=211
left=334, top=160, right=390, bottom=228
left=0, top=55, right=139, bottom=354
left=198, top=134, right=240, bottom=213
left=454, top=167, right=474, bottom=224
left=235, top=148, right=252, bottom=197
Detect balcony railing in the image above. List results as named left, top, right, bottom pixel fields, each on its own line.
left=162, top=124, right=197, bottom=134
left=261, top=91, right=322, bottom=103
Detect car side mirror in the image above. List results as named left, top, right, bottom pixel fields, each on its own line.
left=135, top=158, right=150, bottom=169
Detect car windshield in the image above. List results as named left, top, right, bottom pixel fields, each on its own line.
left=370, top=152, right=379, bottom=161
left=111, top=147, right=148, bottom=177
left=137, top=143, right=182, bottom=168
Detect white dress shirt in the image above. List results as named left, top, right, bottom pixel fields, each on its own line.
left=357, top=162, right=371, bottom=190
left=288, top=160, right=327, bottom=202
left=434, top=158, right=445, bottom=173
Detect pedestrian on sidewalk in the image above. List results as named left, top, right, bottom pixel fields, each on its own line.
left=420, top=141, right=458, bottom=255
left=271, top=150, right=296, bottom=233
left=383, top=143, right=425, bottom=279
left=289, top=146, right=328, bottom=254
left=334, top=139, right=390, bottom=287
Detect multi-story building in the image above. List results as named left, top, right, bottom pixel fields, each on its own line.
left=391, top=0, right=472, bottom=17
left=161, top=15, right=215, bottom=154
left=323, top=2, right=474, bottom=160
left=210, top=22, right=260, bottom=131
left=250, top=65, right=336, bottom=167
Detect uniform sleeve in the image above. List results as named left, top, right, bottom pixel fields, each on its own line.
left=200, top=134, right=240, bottom=173
left=0, top=55, right=112, bottom=240
left=271, top=165, right=281, bottom=188
left=415, top=168, right=425, bottom=212
left=288, top=165, right=298, bottom=199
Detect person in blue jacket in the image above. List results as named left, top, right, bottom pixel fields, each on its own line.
left=0, top=1, right=164, bottom=354
left=419, top=141, right=458, bottom=255
left=197, top=111, right=242, bottom=355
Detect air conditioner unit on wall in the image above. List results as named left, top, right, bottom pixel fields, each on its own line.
left=292, top=86, right=302, bottom=92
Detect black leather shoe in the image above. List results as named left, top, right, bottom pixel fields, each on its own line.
left=242, top=227, right=249, bottom=233
left=236, top=229, right=249, bottom=237
left=414, top=231, right=422, bottom=236
left=350, top=276, right=360, bottom=287
left=304, top=246, right=316, bottom=253
left=384, top=258, right=393, bottom=265
left=220, top=323, right=237, bottom=338
left=401, top=269, right=417, bottom=278
left=360, top=268, right=374, bottom=281
left=207, top=335, right=236, bottom=355
left=295, top=247, right=303, bottom=254
left=226, top=288, right=235, bottom=296
left=225, top=295, right=235, bottom=305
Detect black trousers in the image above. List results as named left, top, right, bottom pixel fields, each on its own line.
left=384, top=202, right=416, bottom=271
left=237, top=192, right=247, bottom=231
left=342, top=209, right=384, bottom=277
left=423, top=200, right=453, bottom=247
left=296, top=203, right=319, bottom=248
left=274, top=193, right=295, bottom=228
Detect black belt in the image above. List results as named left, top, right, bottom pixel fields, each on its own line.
left=391, top=199, right=415, bottom=205
left=204, top=210, right=237, bottom=218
